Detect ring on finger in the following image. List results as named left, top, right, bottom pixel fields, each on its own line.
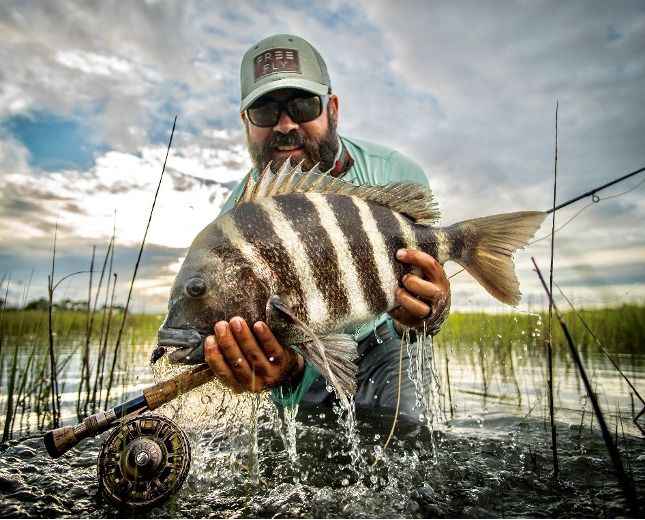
left=232, top=357, right=243, bottom=369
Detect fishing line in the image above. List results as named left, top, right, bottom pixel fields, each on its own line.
left=553, top=281, right=644, bottom=407
left=530, top=175, right=645, bottom=245
left=371, top=328, right=406, bottom=469
left=448, top=173, right=645, bottom=280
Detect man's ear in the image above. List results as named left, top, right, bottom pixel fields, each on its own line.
left=240, top=111, right=247, bottom=123
left=328, top=94, right=339, bottom=123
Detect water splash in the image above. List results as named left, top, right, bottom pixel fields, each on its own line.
left=275, top=392, right=299, bottom=464
left=406, top=324, right=444, bottom=459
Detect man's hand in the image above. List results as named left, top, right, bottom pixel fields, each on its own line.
left=204, top=317, right=304, bottom=393
left=389, top=248, right=451, bottom=330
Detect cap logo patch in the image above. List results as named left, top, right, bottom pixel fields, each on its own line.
left=254, top=48, right=300, bottom=81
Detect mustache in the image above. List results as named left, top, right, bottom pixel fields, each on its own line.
left=267, top=130, right=305, bottom=149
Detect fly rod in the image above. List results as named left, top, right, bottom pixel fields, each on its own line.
left=44, top=363, right=214, bottom=457
left=547, top=165, right=645, bottom=214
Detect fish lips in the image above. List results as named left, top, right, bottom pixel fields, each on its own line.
left=155, top=327, right=207, bottom=365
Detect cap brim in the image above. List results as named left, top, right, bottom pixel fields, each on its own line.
left=240, top=77, right=329, bottom=111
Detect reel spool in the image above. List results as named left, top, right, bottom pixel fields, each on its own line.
left=97, top=414, right=191, bottom=509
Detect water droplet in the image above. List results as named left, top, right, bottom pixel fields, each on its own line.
left=325, top=385, right=334, bottom=393
left=268, top=355, right=275, bottom=362
left=341, top=478, right=349, bottom=486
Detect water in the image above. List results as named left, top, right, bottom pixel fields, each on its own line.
left=1, top=337, right=644, bottom=517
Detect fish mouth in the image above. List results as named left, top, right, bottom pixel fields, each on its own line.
left=154, top=326, right=208, bottom=365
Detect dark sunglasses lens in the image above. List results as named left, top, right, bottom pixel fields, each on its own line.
left=288, top=96, right=322, bottom=123
left=248, top=101, right=280, bottom=127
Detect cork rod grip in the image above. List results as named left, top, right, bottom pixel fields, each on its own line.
left=143, top=363, right=215, bottom=410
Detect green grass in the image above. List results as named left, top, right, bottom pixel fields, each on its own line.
left=435, top=304, right=645, bottom=356
left=0, top=309, right=164, bottom=349
left=0, top=305, right=643, bottom=437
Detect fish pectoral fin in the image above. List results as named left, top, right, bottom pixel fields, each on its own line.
left=268, top=295, right=358, bottom=409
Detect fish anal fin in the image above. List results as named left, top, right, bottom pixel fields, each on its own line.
left=268, top=295, right=357, bottom=408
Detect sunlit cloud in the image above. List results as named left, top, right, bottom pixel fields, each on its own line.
left=1, top=0, right=644, bottom=312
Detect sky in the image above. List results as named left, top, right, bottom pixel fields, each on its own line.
left=1, top=0, right=644, bottom=314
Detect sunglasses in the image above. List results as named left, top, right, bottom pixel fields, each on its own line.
left=246, top=94, right=327, bottom=127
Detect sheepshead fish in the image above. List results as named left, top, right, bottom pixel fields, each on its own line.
left=157, top=162, right=546, bottom=406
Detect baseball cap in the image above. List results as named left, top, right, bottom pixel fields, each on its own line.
left=240, top=34, right=331, bottom=111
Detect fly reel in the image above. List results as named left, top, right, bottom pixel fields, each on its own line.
left=97, top=414, right=191, bottom=509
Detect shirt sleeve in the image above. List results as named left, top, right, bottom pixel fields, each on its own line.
left=270, top=363, right=321, bottom=409
left=387, top=151, right=430, bottom=188
left=218, top=174, right=249, bottom=215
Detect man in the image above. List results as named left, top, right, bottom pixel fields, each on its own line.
left=203, top=34, right=450, bottom=418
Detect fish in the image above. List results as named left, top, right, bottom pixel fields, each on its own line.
left=156, top=161, right=547, bottom=407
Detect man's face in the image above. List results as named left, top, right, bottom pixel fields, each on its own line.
left=242, top=88, right=339, bottom=173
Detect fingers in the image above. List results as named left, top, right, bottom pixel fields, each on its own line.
left=396, top=248, right=448, bottom=287
left=229, top=317, right=271, bottom=377
left=395, top=287, right=431, bottom=318
left=401, top=273, right=444, bottom=302
left=203, top=335, right=244, bottom=393
left=388, top=305, right=424, bottom=328
left=253, top=321, right=287, bottom=368
left=214, top=321, right=258, bottom=389
left=205, top=319, right=298, bottom=393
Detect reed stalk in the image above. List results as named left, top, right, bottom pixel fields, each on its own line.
left=545, top=100, right=560, bottom=478
left=91, top=237, right=115, bottom=413
left=77, top=246, right=96, bottom=420
left=97, top=272, right=118, bottom=411
left=9, top=343, right=36, bottom=436
left=532, top=257, right=639, bottom=516
left=1, top=346, right=18, bottom=441
left=80, top=241, right=113, bottom=417
left=104, top=116, right=176, bottom=408
left=47, top=224, right=60, bottom=428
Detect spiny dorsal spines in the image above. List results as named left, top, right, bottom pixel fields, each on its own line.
left=235, top=161, right=440, bottom=224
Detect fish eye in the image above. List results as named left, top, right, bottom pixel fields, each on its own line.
left=184, top=277, right=207, bottom=298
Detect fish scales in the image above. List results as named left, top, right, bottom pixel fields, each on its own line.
left=257, top=197, right=328, bottom=327
left=273, top=193, right=351, bottom=326
left=325, top=194, right=390, bottom=316
left=306, top=193, right=373, bottom=326
left=158, top=163, right=547, bottom=405
left=230, top=200, right=309, bottom=325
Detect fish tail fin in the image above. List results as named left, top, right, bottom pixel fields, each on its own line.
left=447, top=211, right=547, bottom=306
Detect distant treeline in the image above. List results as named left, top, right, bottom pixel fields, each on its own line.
left=1, top=297, right=125, bottom=312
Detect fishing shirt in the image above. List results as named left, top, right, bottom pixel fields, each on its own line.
left=219, top=135, right=431, bottom=407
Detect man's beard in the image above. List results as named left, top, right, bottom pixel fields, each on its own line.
left=246, top=111, right=339, bottom=174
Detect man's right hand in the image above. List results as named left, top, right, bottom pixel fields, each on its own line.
left=204, top=317, right=304, bottom=393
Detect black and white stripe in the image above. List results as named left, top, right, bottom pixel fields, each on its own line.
left=257, top=197, right=330, bottom=328
left=273, top=193, right=351, bottom=326
left=306, top=193, right=372, bottom=324
left=353, top=198, right=399, bottom=308
left=229, top=203, right=309, bottom=323
left=325, top=194, right=389, bottom=315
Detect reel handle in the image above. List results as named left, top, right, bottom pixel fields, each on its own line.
left=44, top=408, right=120, bottom=458
left=43, top=364, right=215, bottom=458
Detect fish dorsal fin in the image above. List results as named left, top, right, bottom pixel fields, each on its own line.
left=234, top=161, right=440, bottom=225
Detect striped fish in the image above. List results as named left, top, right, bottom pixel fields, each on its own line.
left=157, top=161, right=546, bottom=407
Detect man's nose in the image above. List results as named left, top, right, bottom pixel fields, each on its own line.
left=273, top=110, right=299, bottom=134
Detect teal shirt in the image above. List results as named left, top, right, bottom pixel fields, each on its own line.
left=218, top=135, right=430, bottom=407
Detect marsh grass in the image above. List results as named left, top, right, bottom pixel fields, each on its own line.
left=0, top=303, right=643, bottom=440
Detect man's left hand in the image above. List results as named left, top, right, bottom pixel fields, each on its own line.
left=389, top=248, right=450, bottom=330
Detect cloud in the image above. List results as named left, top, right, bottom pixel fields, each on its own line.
left=1, top=1, right=644, bottom=312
